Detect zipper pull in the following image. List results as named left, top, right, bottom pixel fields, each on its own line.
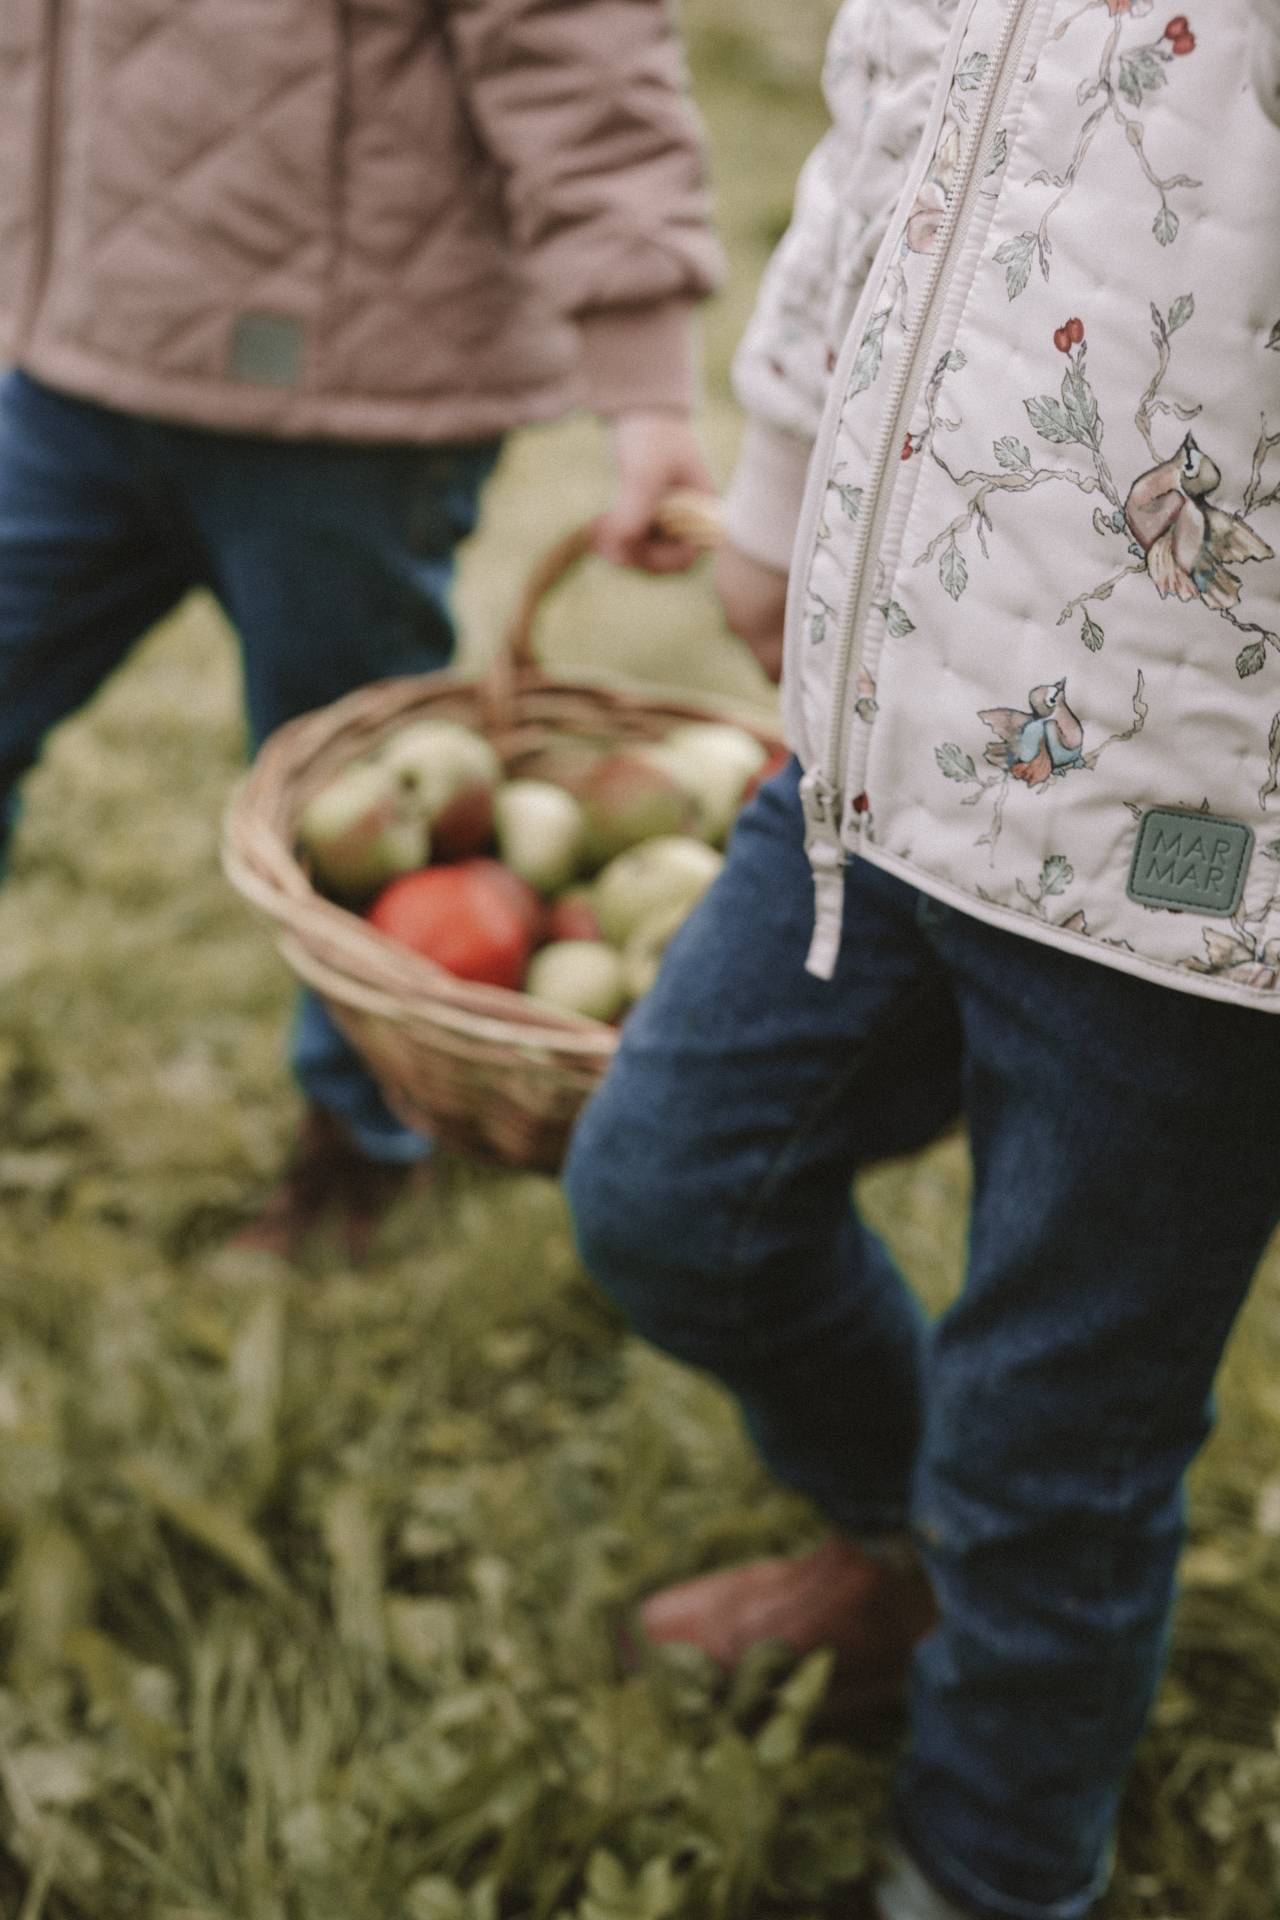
left=799, top=768, right=847, bottom=982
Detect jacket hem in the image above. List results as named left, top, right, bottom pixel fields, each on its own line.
left=15, top=339, right=585, bottom=447
left=851, top=839, right=1280, bottom=1016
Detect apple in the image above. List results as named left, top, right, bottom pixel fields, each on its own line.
left=366, top=860, right=541, bottom=988
left=298, top=761, right=429, bottom=901
left=545, top=887, right=604, bottom=944
left=525, top=940, right=628, bottom=1022
left=654, top=722, right=769, bottom=846
left=380, top=720, right=501, bottom=822
left=593, top=835, right=723, bottom=948
left=578, top=750, right=695, bottom=865
left=430, top=782, right=496, bottom=860
left=512, top=737, right=607, bottom=798
left=621, top=896, right=694, bottom=1002
left=493, top=780, right=588, bottom=896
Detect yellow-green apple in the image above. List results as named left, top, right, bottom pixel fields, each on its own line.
left=593, top=835, right=723, bottom=948
left=493, top=780, right=588, bottom=896
left=652, top=722, right=768, bottom=845
left=525, top=940, right=628, bottom=1022
left=298, top=761, right=428, bottom=901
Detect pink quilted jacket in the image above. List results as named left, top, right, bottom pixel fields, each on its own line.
left=0, top=0, right=722, bottom=442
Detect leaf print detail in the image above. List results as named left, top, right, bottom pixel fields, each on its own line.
left=994, top=232, right=1037, bottom=302
left=985, top=128, right=1009, bottom=177
left=940, top=543, right=969, bottom=602
left=936, top=744, right=977, bottom=783
left=1081, top=614, right=1105, bottom=651
left=1166, top=293, right=1195, bottom=335
left=1040, top=855, right=1074, bottom=897
left=1237, top=641, right=1267, bottom=679
left=1268, top=322, right=1280, bottom=353
left=879, top=601, right=916, bottom=638
left=1018, top=12, right=1200, bottom=292
left=849, top=312, right=889, bottom=398
left=1026, top=395, right=1078, bottom=445
left=828, top=481, right=863, bottom=522
left=1061, top=356, right=1100, bottom=442
left=1117, top=47, right=1167, bottom=107
left=810, top=614, right=827, bottom=647
left=955, top=51, right=991, bottom=92
left=994, top=438, right=1032, bottom=472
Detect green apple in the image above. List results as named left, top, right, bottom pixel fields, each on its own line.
left=379, top=719, right=501, bottom=821
left=593, top=835, right=723, bottom=948
left=525, top=940, right=628, bottom=1021
left=298, top=761, right=429, bottom=901
left=654, top=723, right=768, bottom=846
left=493, top=780, right=588, bottom=896
left=621, top=896, right=695, bottom=1002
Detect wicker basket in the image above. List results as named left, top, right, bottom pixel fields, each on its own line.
left=221, top=493, right=784, bottom=1172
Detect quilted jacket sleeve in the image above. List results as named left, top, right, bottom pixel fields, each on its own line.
left=722, top=131, right=844, bottom=569
left=441, top=0, right=723, bottom=412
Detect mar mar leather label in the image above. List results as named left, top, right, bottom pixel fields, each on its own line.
left=1127, top=808, right=1254, bottom=916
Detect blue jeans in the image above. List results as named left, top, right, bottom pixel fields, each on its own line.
left=0, top=370, right=500, bottom=1160
left=564, top=759, right=1280, bottom=1920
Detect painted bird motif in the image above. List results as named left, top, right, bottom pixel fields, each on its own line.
left=1124, top=434, right=1274, bottom=611
left=979, top=680, right=1085, bottom=788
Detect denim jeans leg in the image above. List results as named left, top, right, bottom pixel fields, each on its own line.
left=895, top=907, right=1280, bottom=1920
left=177, top=433, right=502, bottom=1161
left=0, top=373, right=192, bottom=864
left=566, top=761, right=964, bottom=1536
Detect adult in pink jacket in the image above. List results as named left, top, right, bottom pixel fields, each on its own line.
left=0, top=0, right=720, bottom=1256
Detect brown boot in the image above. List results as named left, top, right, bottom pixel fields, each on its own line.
left=231, top=1105, right=432, bottom=1265
left=635, top=1535, right=936, bottom=1721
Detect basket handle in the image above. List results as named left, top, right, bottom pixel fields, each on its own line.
left=480, top=490, right=724, bottom=733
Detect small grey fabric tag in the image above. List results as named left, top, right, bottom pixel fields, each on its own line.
left=1127, top=808, right=1253, bottom=916
left=227, top=312, right=305, bottom=389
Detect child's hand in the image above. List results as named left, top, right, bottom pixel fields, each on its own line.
left=594, top=412, right=714, bottom=574
left=714, top=541, right=788, bottom=683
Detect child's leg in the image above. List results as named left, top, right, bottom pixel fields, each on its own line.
left=896, top=898, right=1280, bottom=1920
left=177, top=429, right=501, bottom=1164
left=0, top=372, right=193, bottom=861
left=566, top=760, right=964, bottom=1539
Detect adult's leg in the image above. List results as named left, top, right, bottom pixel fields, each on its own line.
left=0, top=373, right=193, bottom=862
left=896, top=899, right=1280, bottom=1919
left=180, top=432, right=500, bottom=1163
left=566, top=761, right=965, bottom=1543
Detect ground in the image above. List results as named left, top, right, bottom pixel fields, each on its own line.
left=1, top=4, right=1278, bottom=1917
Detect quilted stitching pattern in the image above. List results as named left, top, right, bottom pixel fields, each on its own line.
left=1, top=0, right=719, bottom=437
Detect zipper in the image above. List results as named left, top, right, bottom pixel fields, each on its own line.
left=17, top=0, right=65, bottom=352
left=801, top=0, right=1039, bottom=979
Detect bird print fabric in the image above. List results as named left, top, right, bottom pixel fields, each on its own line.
left=1125, top=436, right=1275, bottom=611
left=980, top=683, right=1086, bottom=787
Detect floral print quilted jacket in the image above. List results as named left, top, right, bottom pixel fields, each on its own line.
left=730, top=0, right=1280, bottom=1009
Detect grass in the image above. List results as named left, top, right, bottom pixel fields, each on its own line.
left=1, top=3, right=1279, bottom=1915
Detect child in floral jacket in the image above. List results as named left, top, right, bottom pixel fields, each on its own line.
left=567, top=5, right=1280, bottom=1916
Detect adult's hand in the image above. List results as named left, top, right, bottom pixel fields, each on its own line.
left=593, top=411, right=715, bottom=574
left=714, top=540, right=789, bottom=683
